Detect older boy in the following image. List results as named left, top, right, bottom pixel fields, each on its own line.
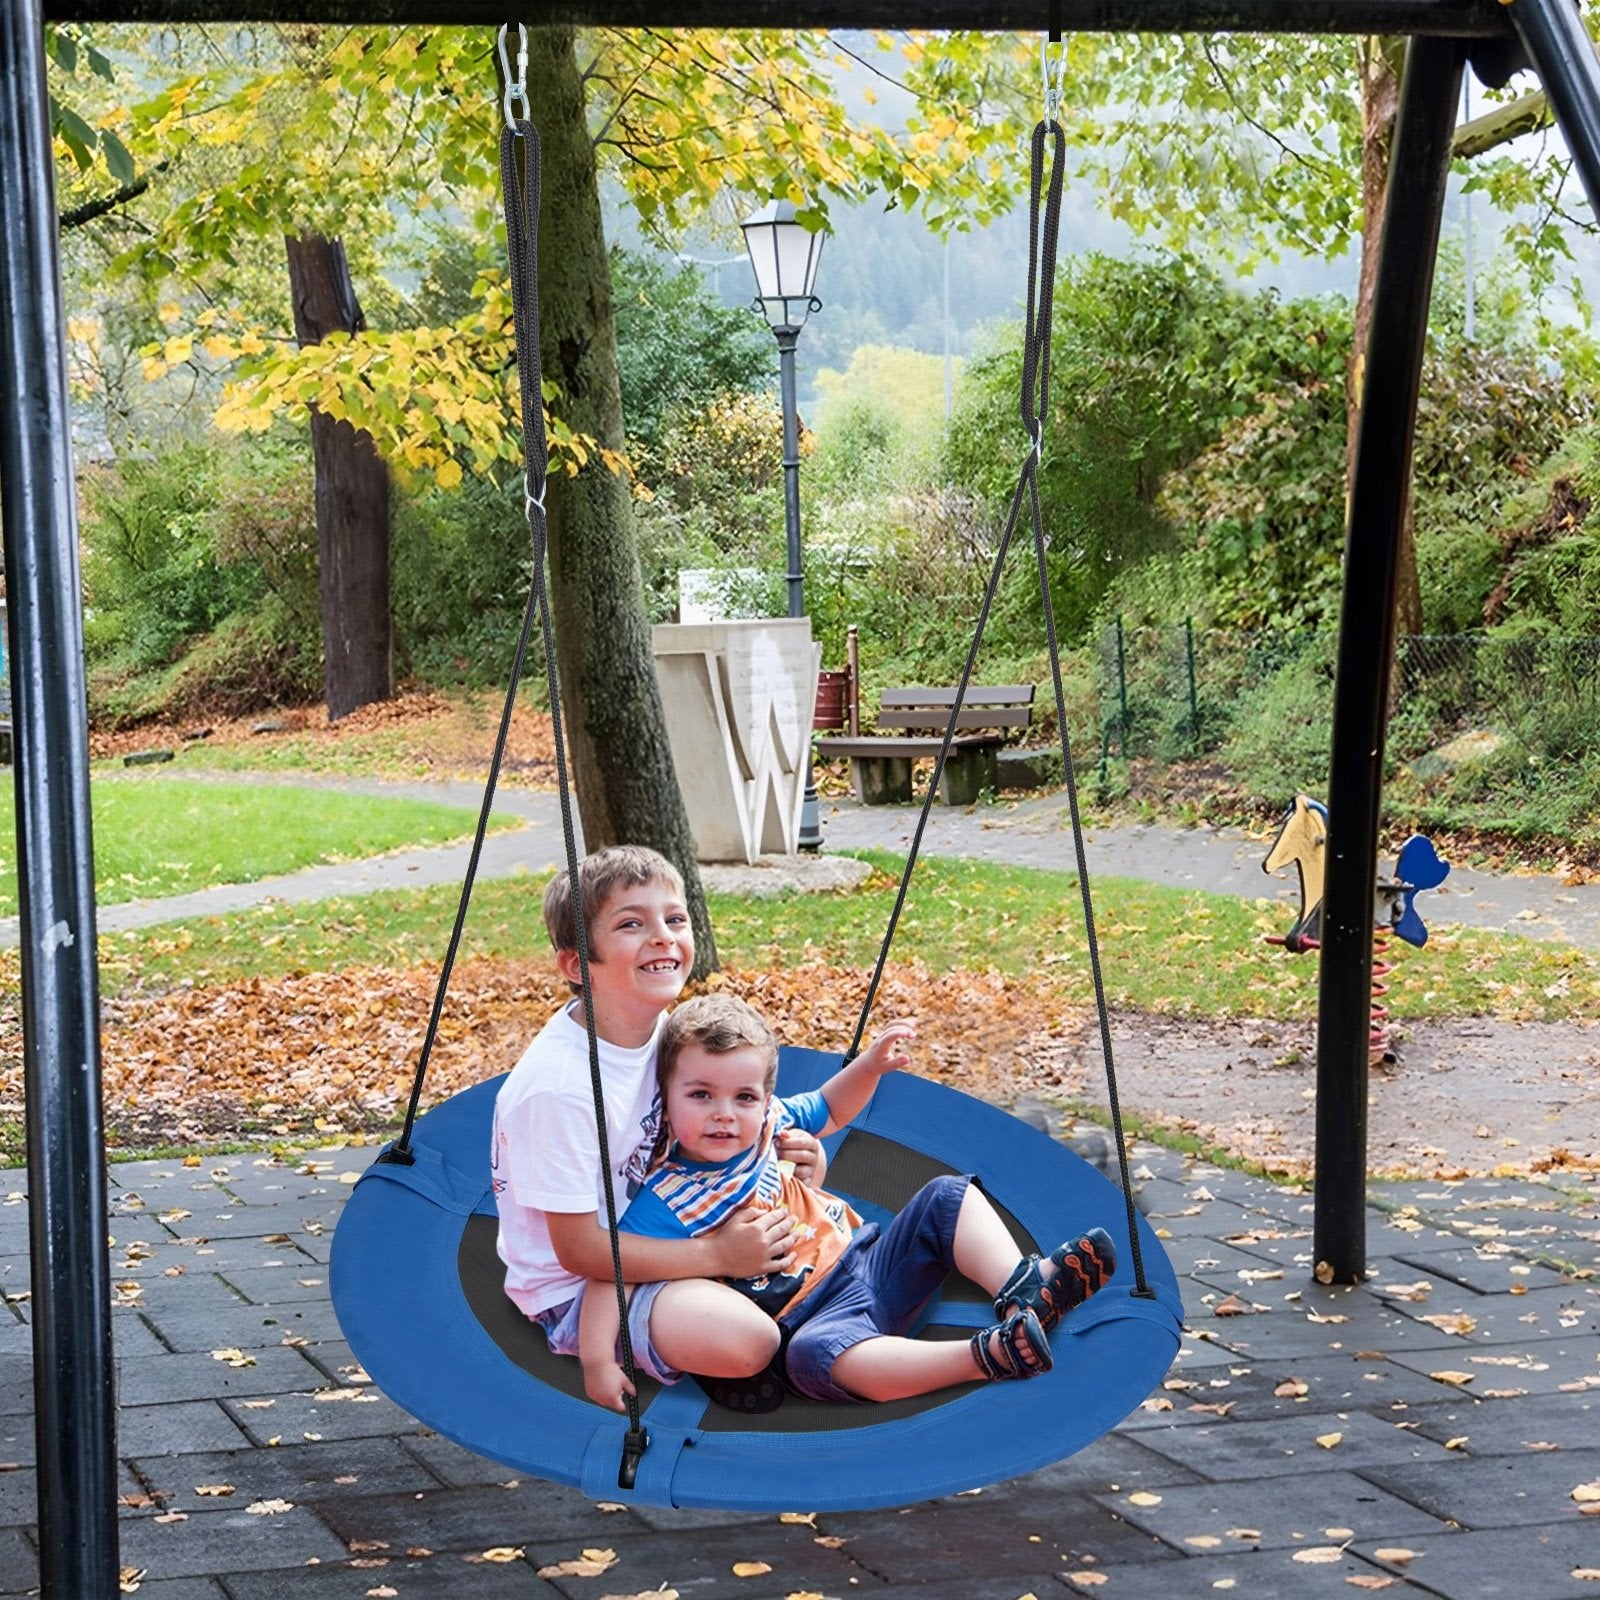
left=491, top=845, right=807, bottom=1388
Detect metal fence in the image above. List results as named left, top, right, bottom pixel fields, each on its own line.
left=1093, top=622, right=1600, bottom=788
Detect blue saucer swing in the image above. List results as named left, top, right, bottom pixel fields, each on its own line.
left=330, top=29, right=1182, bottom=1512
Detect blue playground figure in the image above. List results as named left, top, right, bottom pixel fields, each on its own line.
left=1262, top=794, right=1450, bottom=1065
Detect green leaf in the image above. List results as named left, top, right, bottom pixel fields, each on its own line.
left=51, top=98, right=96, bottom=170
left=102, top=130, right=135, bottom=186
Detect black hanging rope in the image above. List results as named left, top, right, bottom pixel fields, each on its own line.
left=379, top=93, right=649, bottom=1481
left=846, top=117, right=1151, bottom=1298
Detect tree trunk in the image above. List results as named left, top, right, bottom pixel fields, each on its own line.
left=525, top=27, right=719, bottom=976
left=284, top=232, right=393, bottom=722
left=1349, top=36, right=1423, bottom=637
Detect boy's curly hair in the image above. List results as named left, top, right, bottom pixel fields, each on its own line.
left=543, top=846, right=685, bottom=986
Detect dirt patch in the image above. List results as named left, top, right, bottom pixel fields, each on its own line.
left=89, top=688, right=561, bottom=784
left=1031, top=1010, right=1600, bottom=1180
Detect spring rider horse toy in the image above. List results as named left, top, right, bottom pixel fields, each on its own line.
left=1262, top=794, right=1449, bottom=1066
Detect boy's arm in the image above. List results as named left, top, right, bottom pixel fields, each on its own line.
left=547, top=1206, right=797, bottom=1283
left=577, top=1281, right=633, bottom=1413
left=817, top=1020, right=916, bottom=1136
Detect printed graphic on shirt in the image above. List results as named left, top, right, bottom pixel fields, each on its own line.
left=620, top=1094, right=662, bottom=1198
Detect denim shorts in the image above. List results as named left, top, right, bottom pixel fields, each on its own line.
left=533, top=1277, right=682, bottom=1385
left=780, top=1172, right=972, bottom=1403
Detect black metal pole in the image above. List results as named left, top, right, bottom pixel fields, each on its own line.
left=0, top=5, right=119, bottom=1596
left=776, top=327, right=805, bottom=624
left=1506, top=0, right=1600, bottom=216
left=1315, top=33, right=1464, bottom=1285
left=40, top=0, right=1515, bottom=34
left=775, top=325, right=823, bottom=852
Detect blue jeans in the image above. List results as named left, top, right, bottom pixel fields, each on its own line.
left=780, top=1172, right=972, bottom=1403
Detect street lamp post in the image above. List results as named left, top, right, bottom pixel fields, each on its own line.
left=740, top=198, right=826, bottom=852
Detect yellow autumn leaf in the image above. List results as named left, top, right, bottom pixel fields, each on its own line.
left=1445, top=1436, right=1469, bottom=1450
left=1428, top=1371, right=1475, bottom=1386
left=1067, top=1576, right=1107, bottom=1588
left=779, top=1512, right=817, bottom=1526
left=435, top=457, right=463, bottom=490
left=1292, top=1547, right=1344, bottom=1563
left=1575, top=1482, right=1600, bottom=1503
left=141, top=357, right=169, bottom=383
left=157, top=302, right=183, bottom=325
left=1346, top=1578, right=1395, bottom=1591
left=1374, top=1548, right=1417, bottom=1563
left=1316, top=1432, right=1343, bottom=1448
left=732, top=1562, right=773, bottom=1577
left=1127, top=1491, right=1162, bottom=1506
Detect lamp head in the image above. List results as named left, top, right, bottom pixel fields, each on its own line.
left=739, top=199, right=825, bottom=330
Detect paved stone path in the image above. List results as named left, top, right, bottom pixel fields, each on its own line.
left=9, top=776, right=1600, bottom=948
left=1, top=1137, right=1594, bottom=1598
left=1, top=775, right=1598, bottom=1595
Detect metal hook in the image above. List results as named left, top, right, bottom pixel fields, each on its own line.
left=1039, top=35, right=1066, bottom=125
left=498, top=22, right=530, bottom=131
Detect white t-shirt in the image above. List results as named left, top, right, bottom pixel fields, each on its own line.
left=491, top=1001, right=664, bottom=1318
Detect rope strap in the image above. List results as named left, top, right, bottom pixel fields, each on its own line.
left=381, top=107, right=650, bottom=1471
left=847, top=120, right=1152, bottom=1299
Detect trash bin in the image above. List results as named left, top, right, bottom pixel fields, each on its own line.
left=813, top=668, right=850, bottom=731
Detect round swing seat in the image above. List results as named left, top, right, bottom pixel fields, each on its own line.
left=330, top=1047, right=1183, bottom=1512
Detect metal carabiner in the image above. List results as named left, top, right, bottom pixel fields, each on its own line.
left=1039, top=35, right=1066, bottom=125
left=498, top=22, right=530, bottom=131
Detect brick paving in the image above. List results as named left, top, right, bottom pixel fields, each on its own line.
left=1, top=1140, right=1595, bottom=1599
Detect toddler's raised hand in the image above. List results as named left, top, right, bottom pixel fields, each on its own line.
left=858, top=1019, right=916, bottom=1079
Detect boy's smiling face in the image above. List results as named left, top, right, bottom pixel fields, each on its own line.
left=665, top=1043, right=770, bottom=1164
left=558, top=878, right=694, bottom=1046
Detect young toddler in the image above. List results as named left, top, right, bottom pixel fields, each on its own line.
left=579, top=992, right=1115, bottom=1409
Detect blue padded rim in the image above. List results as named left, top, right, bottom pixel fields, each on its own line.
left=331, top=1049, right=1183, bottom=1512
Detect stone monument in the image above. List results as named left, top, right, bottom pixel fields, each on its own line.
left=652, top=618, right=819, bottom=864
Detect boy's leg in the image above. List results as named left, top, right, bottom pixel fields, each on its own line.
left=647, top=1279, right=781, bottom=1379
left=828, top=1334, right=983, bottom=1402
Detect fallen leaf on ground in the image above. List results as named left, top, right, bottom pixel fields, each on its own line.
left=779, top=1512, right=817, bottom=1526
left=245, top=1499, right=293, bottom=1515
left=1127, top=1492, right=1162, bottom=1507
left=1293, top=1548, right=1343, bottom=1563
left=534, top=1548, right=614, bottom=1574
left=1374, top=1548, right=1417, bottom=1564
left=1428, top=1371, right=1475, bottom=1386
left=732, top=1562, right=773, bottom=1577
left=1445, top=1436, right=1469, bottom=1450
left=1575, top=1482, right=1600, bottom=1504
left=1316, top=1432, right=1343, bottom=1449
left=193, top=1485, right=234, bottom=1497
left=1274, top=1378, right=1309, bottom=1398
left=1346, top=1577, right=1394, bottom=1590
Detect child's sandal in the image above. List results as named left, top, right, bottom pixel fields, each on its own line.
left=993, top=1226, right=1117, bottom=1333
left=969, top=1307, right=1053, bottom=1381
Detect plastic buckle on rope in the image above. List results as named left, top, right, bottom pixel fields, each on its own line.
left=617, top=1424, right=649, bottom=1491
left=525, top=478, right=546, bottom=524
left=497, top=22, right=530, bottom=130
left=374, top=1143, right=416, bottom=1168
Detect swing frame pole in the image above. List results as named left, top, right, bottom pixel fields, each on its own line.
left=0, top=1, right=119, bottom=1595
left=1315, top=33, right=1464, bottom=1286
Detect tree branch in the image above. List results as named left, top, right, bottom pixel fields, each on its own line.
left=1453, top=89, right=1552, bottom=160
left=59, top=161, right=169, bottom=231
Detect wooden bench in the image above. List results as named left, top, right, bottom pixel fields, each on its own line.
left=816, top=685, right=1035, bottom=805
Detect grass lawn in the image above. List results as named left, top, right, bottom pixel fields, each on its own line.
left=91, top=850, right=1600, bottom=1024
left=0, top=776, right=520, bottom=913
